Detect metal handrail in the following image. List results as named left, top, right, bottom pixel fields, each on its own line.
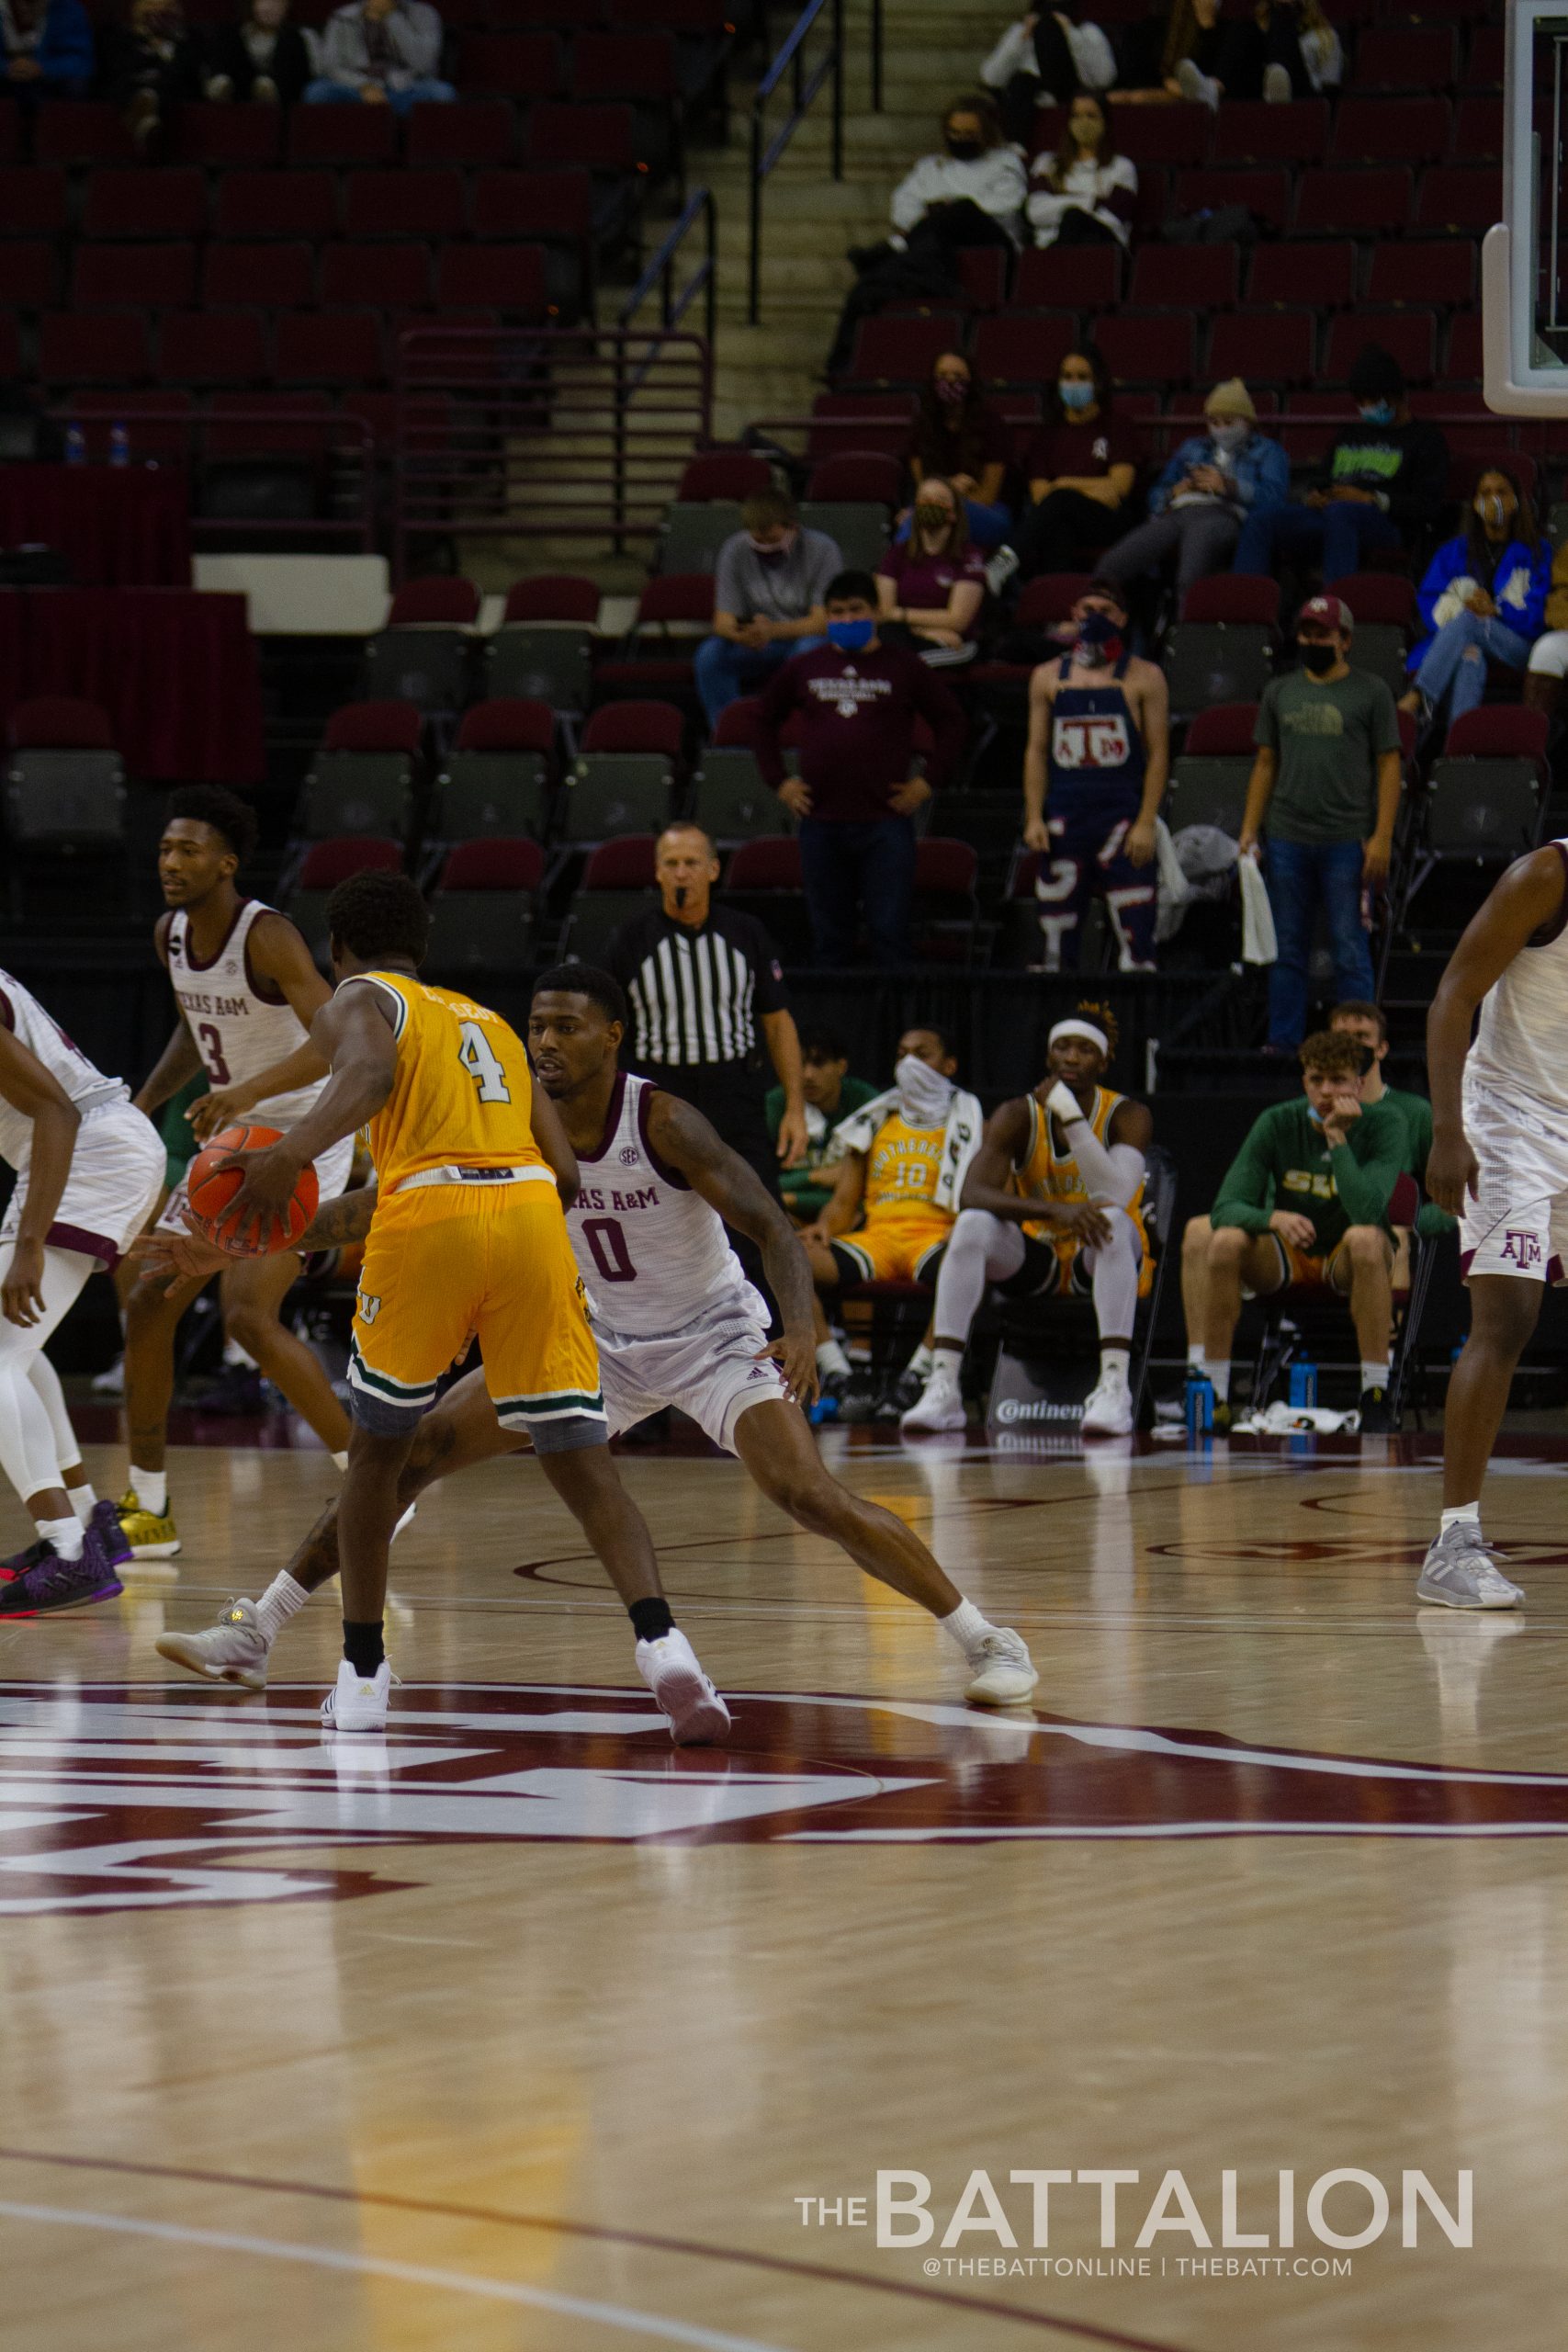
left=870, top=0, right=883, bottom=110
left=619, top=187, right=718, bottom=354
left=748, top=0, right=844, bottom=324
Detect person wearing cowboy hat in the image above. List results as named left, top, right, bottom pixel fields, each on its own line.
left=1096, top=379, right=1289, bottom=597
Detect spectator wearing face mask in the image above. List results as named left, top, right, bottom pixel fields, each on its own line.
left=1238, top=595, right=1402, bottom=1052
left=1021, top=581, right=1169, bottom=972
left=1233, top=345, right=1448, bottom=585
left=1010, top=346, right=1140, bottom=582
left=1026, top=93, right=1136, bottom=249
left=979, top=6, right=1117, bottom=148
left=0, top=0, right=94, bottom=99
left=904, top=352, right=1014, bottom=550
left=205, top=0, right=310, bottom=101
left=877, top=478, right=987, bottom=665
left=696, top=490, right=839, bottom=728
left=752, top=571, right=965, bottom=967
left=1398, top=466, right=1551, bottom=731
left=1176, top=0, right=1341, bottom=108
left=1097, top=379, right=1288, bottom=598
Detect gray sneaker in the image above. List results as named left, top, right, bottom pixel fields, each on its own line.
left=1416, top=1521, right=1525, bottom=1611
left=155, top=1596, right=271, bottom=1689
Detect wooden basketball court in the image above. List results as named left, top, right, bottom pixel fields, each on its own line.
left=2, top=1425, right=1565, bottom=2352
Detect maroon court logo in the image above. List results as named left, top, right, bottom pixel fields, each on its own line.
left=1, top=1679, right=1565, bottom=1915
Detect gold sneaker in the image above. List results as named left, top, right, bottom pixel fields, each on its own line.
left=117, top=1487, right=181, bottom=1560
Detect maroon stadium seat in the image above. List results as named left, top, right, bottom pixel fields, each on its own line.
left=1174, top=168, right=1289, bottom=233
left=0, top=243, right=57, bottom=307
left=1450, top=96, right=1503, bottom=162
left=1416, top=171, right=1501, bottom=237
left=1448, top=447, right=1539, bottom=505
left=677, top=449, right=773, bottom=501
left=1335, top=572, right=1419, bottom=629
left=1012, top=243, right=1121, bottom=309
left=844, top=313, right=964, bottom=387
left=8, top=697, right=115, bottom=750
left=456, top=698, right=556, bottom=753
left=294, top=837, right=404, bottom=889
left=435, top=245, right=548, bottom=313
left=1468, top=26, right=1504, bottom=86
left=287, top=104, right=398, bottom=166
left=216, top=170, right=338, bottom=241
left=1015, top=573, right=1096, bottom=627
left=82, top=167, right=207, bottom=241
left=388, top=578, right=482, bottom=626
left=1128, top=244, right=1238, bottom=311
left=1210, top=98, right=1327, bottom=167
left=1324, top=310, right=1437, bottom=385
left=581, top=699, right=685, bottom=758
left=571, top=29, right=679, bottom=102
left=1445, top=311, right=1483, bottom=380
left=1292, top=169, right=1414, bottom=240
left=1180, top=575, right=1280, bottom=625
left=159, top=311, right=269, bottom=386
left=1366, top=243, right=1475, bottom=309
left=34, top=102, right=135, bottom=166
left=1208, top=310, right=1316, bottom=386
left=1093, top=311, right=1196, bottom=388
left=1113, top=103, right=1210, bottom=168
left=325, top=700, right=423, bottom=753
left=727, top=838, right=802, bottom=891
left=38, top=313, right=152, bottom=384
left=1353, top=27, right=1457, bottom=90
left=1184, top=703, right=1258, bottom=756
left=0, top=96, right=18, bottom=162
left=405, top=99, right=516, bottom=166
left=1444, top=707, right=1550, bottom=764
left=956, top=245, right=1010, bottom=312
left=711, top=695, right=763, bottom=748
left=805, top=450, right=905, bottom=505
left=0, top=316, right=18, bottom=378
left=969, top=313, right=1077, bottom=390
left=0, top=169, right=67, bottom=238
left=202, top=242, right=317, bottom=310
left=275, top=313, right=386, bottom=385
left=1247, top=241, right=1356, bottom=311
left=67, top=389, right=194, bottom=463
left=321, top=243, right=434, bottom=311
left=438, top=838, right=546, bottom=892
left=1329, top=96, right=1450, bottom=166
left=457, top=30, right=566, bottom=95
left=73, top=243, right=196, bottom=311
left=581, top=837, right=658, bottom=891
left=344, top=171, right=467, bottom=241
left=173, top=101, right=282, bottom=167
left=502, top=575, right=601, bottom=623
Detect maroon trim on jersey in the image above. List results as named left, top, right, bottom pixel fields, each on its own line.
left=175, top=894, right=251, bottom=975
left=1527, top=841, right=1568, bottom=948
left=46, top=1221, right=120, bottom=1271
left=636, top=1080, right=692, bottom=1191
left=242, top=906, right=290, bottom=1008
left=0, top=983, right=12, bottom=1033
left=577, top=1069, right=628, bottom=1166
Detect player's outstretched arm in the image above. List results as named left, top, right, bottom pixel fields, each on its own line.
left=0, top=1028, right=81, bottom=1327
left=133, top=1182, right=380, bottom=1291
left=187, top=915, right=333, bottom=1137
left=218, top=986, right=398, bottom=1247
left=527, top=1080, right=581, bottom=1209
left=646, top=1090, right=818, bottom=1405
left=1427, top=847, right=1567, bottom=1214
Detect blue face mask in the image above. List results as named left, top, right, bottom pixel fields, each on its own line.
left=1058, top=379, right=1095, bottom=413
left=827, top=617, right=874, bottom=652
left=1358, top=400, right=1395, bottom=426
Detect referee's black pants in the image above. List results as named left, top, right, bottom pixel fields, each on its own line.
left=639, top=1059, right=783, bottom=1330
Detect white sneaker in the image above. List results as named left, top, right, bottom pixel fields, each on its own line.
left=1262, top=61, right=1292, bottom=102
left=92, top=1355, right=125, bottom=1396
left=392, top=1501, right=417, bottom=1544
left=155, top=1597, right=270, bottom=1690
left=1176, top=56, right=1220, bottom=109
left=964, top=1627, right=1040, bottom=1707
left=321, top=1657, right=391, bottom=1732
left=1080, top=1367, right=1134, bottom=1437
left=636, top=1628, right=732, bottom=1745
left=902, top=1360, right=966, bottom=1434
left=984, top=542, right=1020, bottom=598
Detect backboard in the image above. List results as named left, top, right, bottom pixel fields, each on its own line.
left=1483, top=0, right=1568, bottom=412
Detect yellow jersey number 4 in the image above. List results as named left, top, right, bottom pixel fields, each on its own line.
left=457, top=1019, right=512, bottom=1103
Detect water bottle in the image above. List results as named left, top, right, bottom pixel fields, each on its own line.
left=109, top=422, right=130, bottom=469
left=1184, top=1369, right=1214, bottom=1440
left=64, top=424, right=86, bottom=468
left=1288, top=1357, right=1318, bottom=1408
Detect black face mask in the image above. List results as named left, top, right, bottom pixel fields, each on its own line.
left=1300, top=640, right=1337, bottom=674
left=946, top=136, right=983, bottom=161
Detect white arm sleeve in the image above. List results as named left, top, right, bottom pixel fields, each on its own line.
left=1043, top=1081, right=1145, bottom=1206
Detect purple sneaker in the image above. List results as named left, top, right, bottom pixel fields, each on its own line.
left=0, top=1507, right=126, bottom=1617
left=1, top=1534, right=53, bottom=1582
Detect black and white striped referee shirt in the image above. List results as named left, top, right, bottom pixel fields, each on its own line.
left=606, top=906, right=789, bottom=1069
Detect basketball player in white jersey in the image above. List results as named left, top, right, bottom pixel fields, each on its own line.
left=1419, top=838, right=1568, bottom=1608
left=118, top=786, right=354, bottom=1558
left=146, top=967, right=1039, bottom=1708
left=0, top=972, right=164, bottom=1613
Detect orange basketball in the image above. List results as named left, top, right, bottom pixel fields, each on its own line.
left=187, top=1124, right=321, bottom=1257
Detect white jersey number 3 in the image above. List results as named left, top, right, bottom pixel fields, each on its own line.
left=457, top=1021, right=511, bottom=1103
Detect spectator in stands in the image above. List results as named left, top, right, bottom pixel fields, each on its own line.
left=904, top=352, right=1014, bottom=552
left=103, top=0, right=202, bottom=153
left=1181, top=1028, right=1405, bottom=1431
left=877, top=478, right=987, bottom=664
left=1026, top=92, right=1136, bottom=248
left=980, top=6, right=1117, bottom=147
left=752, top=570, right=965, bottom=967
left=204, top=0, right=310, bottom=103
left=1177, top=0, right=1341, bottom=108
left=305, top=0, right=453, bottom=112
left=696, top=490, right=838, bottom=729
left=1238, top=594, right=1402, bottom=1052
left=1111, top=0, right=1221, bottom=102
left=1398, top=466, right=1551, bottom=730
left=1097, top=379, right=1287, bottom=598
left=801, top=1026, right=983, bottom=1420
left=1010, top=345, right=1139, bottom=581
left=768, top=1026, right=879, bottom=1228
left=0, top=0, right=93, bottom=99
left=1524, top=537, right=1568, bottom=718
left=1328, top=1000, right=1454, bottom=1243
left=1234, top=345, right=1448, bottom=586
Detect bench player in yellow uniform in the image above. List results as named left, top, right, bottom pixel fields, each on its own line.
left=204, top=871, right=728, bottom=1735
left=903, top=1003, right=1153, bottom=1437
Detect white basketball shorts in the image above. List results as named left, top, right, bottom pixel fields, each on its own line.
left=594, top=1307, right=787, bottom=1452
left=1459, top=1080, right=1568, bottom=1284
left=1, top=1099, right=164, bottom=1271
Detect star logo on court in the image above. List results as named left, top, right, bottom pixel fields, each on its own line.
left=1, top=1681, right=1565, bottom=1915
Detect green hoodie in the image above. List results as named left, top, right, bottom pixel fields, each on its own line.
left=1211, top=1095, right=1406, bottom=1256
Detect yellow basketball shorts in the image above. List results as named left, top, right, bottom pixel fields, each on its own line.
left=347, top=1176, right=605, bottom=1450
left=831, top=1209, right=952, bottom=1285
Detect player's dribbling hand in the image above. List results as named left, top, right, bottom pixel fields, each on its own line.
left=1426, top=1130, right=1479, bottom=1216
left=1268, top=1209, right=1317, bottom=1250
left=2, top=1238, right=47, bottom=1329
left=761, top=1329, right=819, bottom=1409
left=130, top=1213, right=231, bottom=1292
left=217, top=1140, right=304, bottom=1250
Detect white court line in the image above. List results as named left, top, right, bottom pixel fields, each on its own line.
left=0, top=2199, right=793, bottom=2352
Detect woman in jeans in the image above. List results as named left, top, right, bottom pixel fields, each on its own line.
left=1399, top=466, right=1551, bottom=731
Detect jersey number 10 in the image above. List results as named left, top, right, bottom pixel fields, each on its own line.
left=457, top=1020, right=512, bottom=1103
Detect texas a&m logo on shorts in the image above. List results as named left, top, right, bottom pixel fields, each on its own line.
left=1500, top=1229, right=1544, bottom=1270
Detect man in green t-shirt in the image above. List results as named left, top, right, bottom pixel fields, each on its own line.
left=1238, top=594, right=1403, bottom=1053
left=1329, top=999, right=1456, bottom=1240
left=1181, top=1028, right=1406, bottom=1428
left=766, top=1026, right=878, bottom=1226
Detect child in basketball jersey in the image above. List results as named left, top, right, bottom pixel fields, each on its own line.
left=151, top=964, right=1038, bottom=1711
left=1021, top=582, right=1169, bottom=973
left=0, top=974, right=164, bottom=1614
left=903, top=1003, right=1153, bottom=1438
left=119, top=786, right=355, bottom=1559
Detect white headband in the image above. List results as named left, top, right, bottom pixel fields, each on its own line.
left=1049, top=1018, right=1109, bottom=1056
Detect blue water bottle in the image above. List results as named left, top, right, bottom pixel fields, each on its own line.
left=64, top=423, right=86, bottom=467
left=109, top=421, right=130, bottom=469
left=1288, top=1357, right=1318, bottom=1408
left=1185, top=1369, right=1214, bottom=1440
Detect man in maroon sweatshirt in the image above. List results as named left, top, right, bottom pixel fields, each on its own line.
left=752, top=570, right=966, bottom=965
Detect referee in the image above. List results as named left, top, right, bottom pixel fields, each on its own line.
left=606, top=824, right=807, bottom=1293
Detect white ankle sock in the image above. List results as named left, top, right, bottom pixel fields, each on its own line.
left=1209, top=1362, right=1231, bottom=1403
left=1360, top=1360, right=1391, bottom=1390
left=929, top=1349, right=962, bottom=1385
left=130, top=1465, right=167, bottom=1517
left=1440, top=1502, right=1481, bottom=1534
left=939, top=1596, right=994, bottom=1657
left=38, top=1515, right=84, bottom=1562
left=1098, top=1349, right=1130, bottom=1387
left=68, top=1485, right=97, bottom=1524
left=332, top=1451, right=350, bottom=1473
left=1187, top=1344, right=1206, bottom=1372
left=907, top=1343, right=934, bottom=1381
left=255, top=1571, right=311, bottom=1645
left=817, top=1339, right=851, bottom=1379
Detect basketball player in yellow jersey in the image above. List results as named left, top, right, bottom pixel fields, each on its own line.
left=904, top=1003, right=1154, bottom=1438
left=210, top=872, right=727, bottom=1736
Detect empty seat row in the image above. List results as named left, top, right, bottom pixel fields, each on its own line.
left=2, top=242, right=550, bottom=318
left=0, top=162, right=597, bottom=246
left=1024, top=89, right=1495, bottom=173
left=22, top=295, right=546, bottom=389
